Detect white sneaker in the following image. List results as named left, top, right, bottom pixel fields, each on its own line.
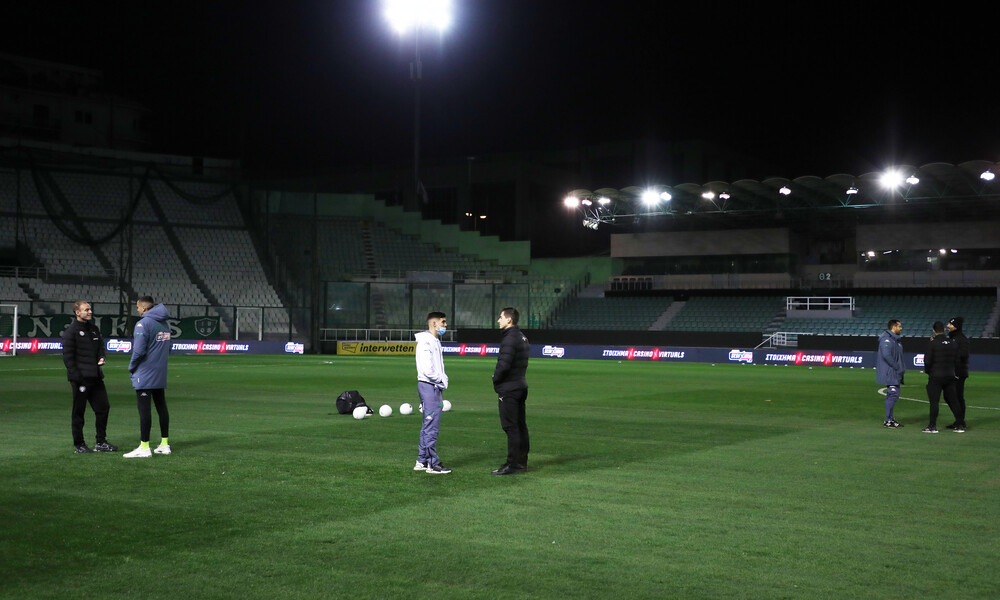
left=414, top=460, right=427, bottom=471
left=123, top=446, right=152, bottom=458
left=154, top=445, right=171, bottom=455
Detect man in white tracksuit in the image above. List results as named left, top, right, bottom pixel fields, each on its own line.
left=414, top=311, right=451, bottom=474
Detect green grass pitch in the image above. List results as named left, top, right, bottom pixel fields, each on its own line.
left=1, top=354, right=998, bottom=600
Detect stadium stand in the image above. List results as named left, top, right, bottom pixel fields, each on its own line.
left=551, top=296, right=673, bottom=330
left=664, top=295, right=784, bottom=333
left=0, top=154, right=297, bottom=338
left=780, top=294, right=996, bottom=337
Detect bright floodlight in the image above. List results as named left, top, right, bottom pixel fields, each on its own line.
left=879, top=169, right=904, bottom=189
left=719, top=192, right=730, bottom=200
left=581, top=198, right=592, bottom=206
left=778, top=186, right=791, bottom=196
left=701, top=191, right=715, bottom=200
left=385, top=0, right=453, bottom=34
left=982, top=170, right=996, bottom=181
left=905, top=174, right=920, bottom=185
left=641, top=190, right=659, bottom=206
left=598, top=196, right=611, bottom=205
left=659, top=192, right=672, bottom=202
left=846, top=186, right=859, bottom=195
left=563, top=195, right=580, bottom=209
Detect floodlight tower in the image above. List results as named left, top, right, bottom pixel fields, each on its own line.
left=384, top=0, right=453, bottom=206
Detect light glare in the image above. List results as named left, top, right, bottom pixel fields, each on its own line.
left=564, top=195, right=580, bottom=208
left=880, top=170, right=904, bottom=189
left=981, top=170, right=996, bottom=181
left=641, top=190, right=659, bottom=206
left=385, top=0, right=453, bottom=34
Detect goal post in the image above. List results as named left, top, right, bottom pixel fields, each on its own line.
left=0, top=304, right=18, bottom=357
left=235, top=307, right=263, bottom=341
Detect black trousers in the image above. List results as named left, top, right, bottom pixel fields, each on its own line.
left=136, top=388, right=169, bottom=443
left=955, top=376, right=967, bottom=426
left=71, top=380, right=110, bottom=447
left=926, top=376, right=958, bottom=428
left=498, top=388, right=529, bottom=467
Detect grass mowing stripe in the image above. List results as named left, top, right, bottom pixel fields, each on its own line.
left=0, top=355, right=997, bottom=599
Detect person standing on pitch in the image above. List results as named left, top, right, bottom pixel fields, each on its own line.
left=123, top=297, right=172, bottom=458
left=946, top=316, right=970, bottom=432
left=876, top=319, right=905, bottom=428
left=413, top=311, right=451, bottom=474
left=491, top=307, right=530, bottom=476
left=62, top=301, right=118, bottom=454
left=922, top=321, right=960, bottom=434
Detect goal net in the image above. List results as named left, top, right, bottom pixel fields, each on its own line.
left=0, top=304, right=18, bottom=357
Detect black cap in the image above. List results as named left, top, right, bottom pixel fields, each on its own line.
left=949, top=317, right=964, bottom=330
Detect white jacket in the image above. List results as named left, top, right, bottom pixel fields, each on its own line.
left=415, top=330, right=448, bottom=389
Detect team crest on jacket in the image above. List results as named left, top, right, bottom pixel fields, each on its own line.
left=195, top=318, right=217, bottom=337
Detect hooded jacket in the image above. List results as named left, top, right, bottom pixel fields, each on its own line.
left=875, top=329, right=904, bottom=386
left=414, top=330, right=448, bottom=389
left=129, top=304, right=171, bottom=389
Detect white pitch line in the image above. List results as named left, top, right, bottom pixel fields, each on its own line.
left=877, top=387, right=1000, bottom=411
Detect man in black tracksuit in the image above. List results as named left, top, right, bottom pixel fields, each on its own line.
left=947, top=316, right=970, bottom=430
left=492, top=307, right=530, bottom=476
left=62, top=301, right=117, bottom=453
left=922, top=321, right=960, bottom=434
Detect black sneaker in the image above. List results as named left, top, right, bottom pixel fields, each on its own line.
left=945, top=423, right=957, bottom=430
left=921, top=427, right=939, bottom=434
left=93, top=441, right=118, bottom=452
left=953, top=426, right=966, bottom=433
left=74, top=444, right=93, bottom=453
left=426, top=464, right=451, bottom=474
left=888, top=420, right=903, bottom=428
left=491, top=464, right=522, bottom=476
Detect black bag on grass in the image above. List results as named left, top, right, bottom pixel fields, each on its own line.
left=337, top=390, right=372, bottom=415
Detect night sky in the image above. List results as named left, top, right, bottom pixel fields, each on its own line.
left=6, top=1, right=998, bottom=179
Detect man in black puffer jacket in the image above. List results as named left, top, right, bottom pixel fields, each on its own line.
left=946, top=316, right=970, bottom=431
left=921, top=321, right=959, bottom=434
left=491, top=307, right=530, bottom=476
left=62, top=301, right=117, bottom=454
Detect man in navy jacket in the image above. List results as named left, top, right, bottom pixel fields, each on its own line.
left=875, top=319, right=905, bottom=428
left=123, top=297, right=172, bottom=458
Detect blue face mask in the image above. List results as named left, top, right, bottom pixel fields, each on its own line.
left=436, top=327, right=447, bottom=336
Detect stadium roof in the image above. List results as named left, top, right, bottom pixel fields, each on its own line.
left=567, top=160, right=1000, bottom=228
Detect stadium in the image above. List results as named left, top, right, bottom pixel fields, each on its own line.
left=2, top=4, right=999, bottom=600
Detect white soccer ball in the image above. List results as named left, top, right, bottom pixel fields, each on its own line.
left=399, top=403, right=413, bottom=415
left=442, top=399, right=452, bottom=412
left=379, top=404, right=392, bottom=417
left=352, top=406, right=368, bottom=420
